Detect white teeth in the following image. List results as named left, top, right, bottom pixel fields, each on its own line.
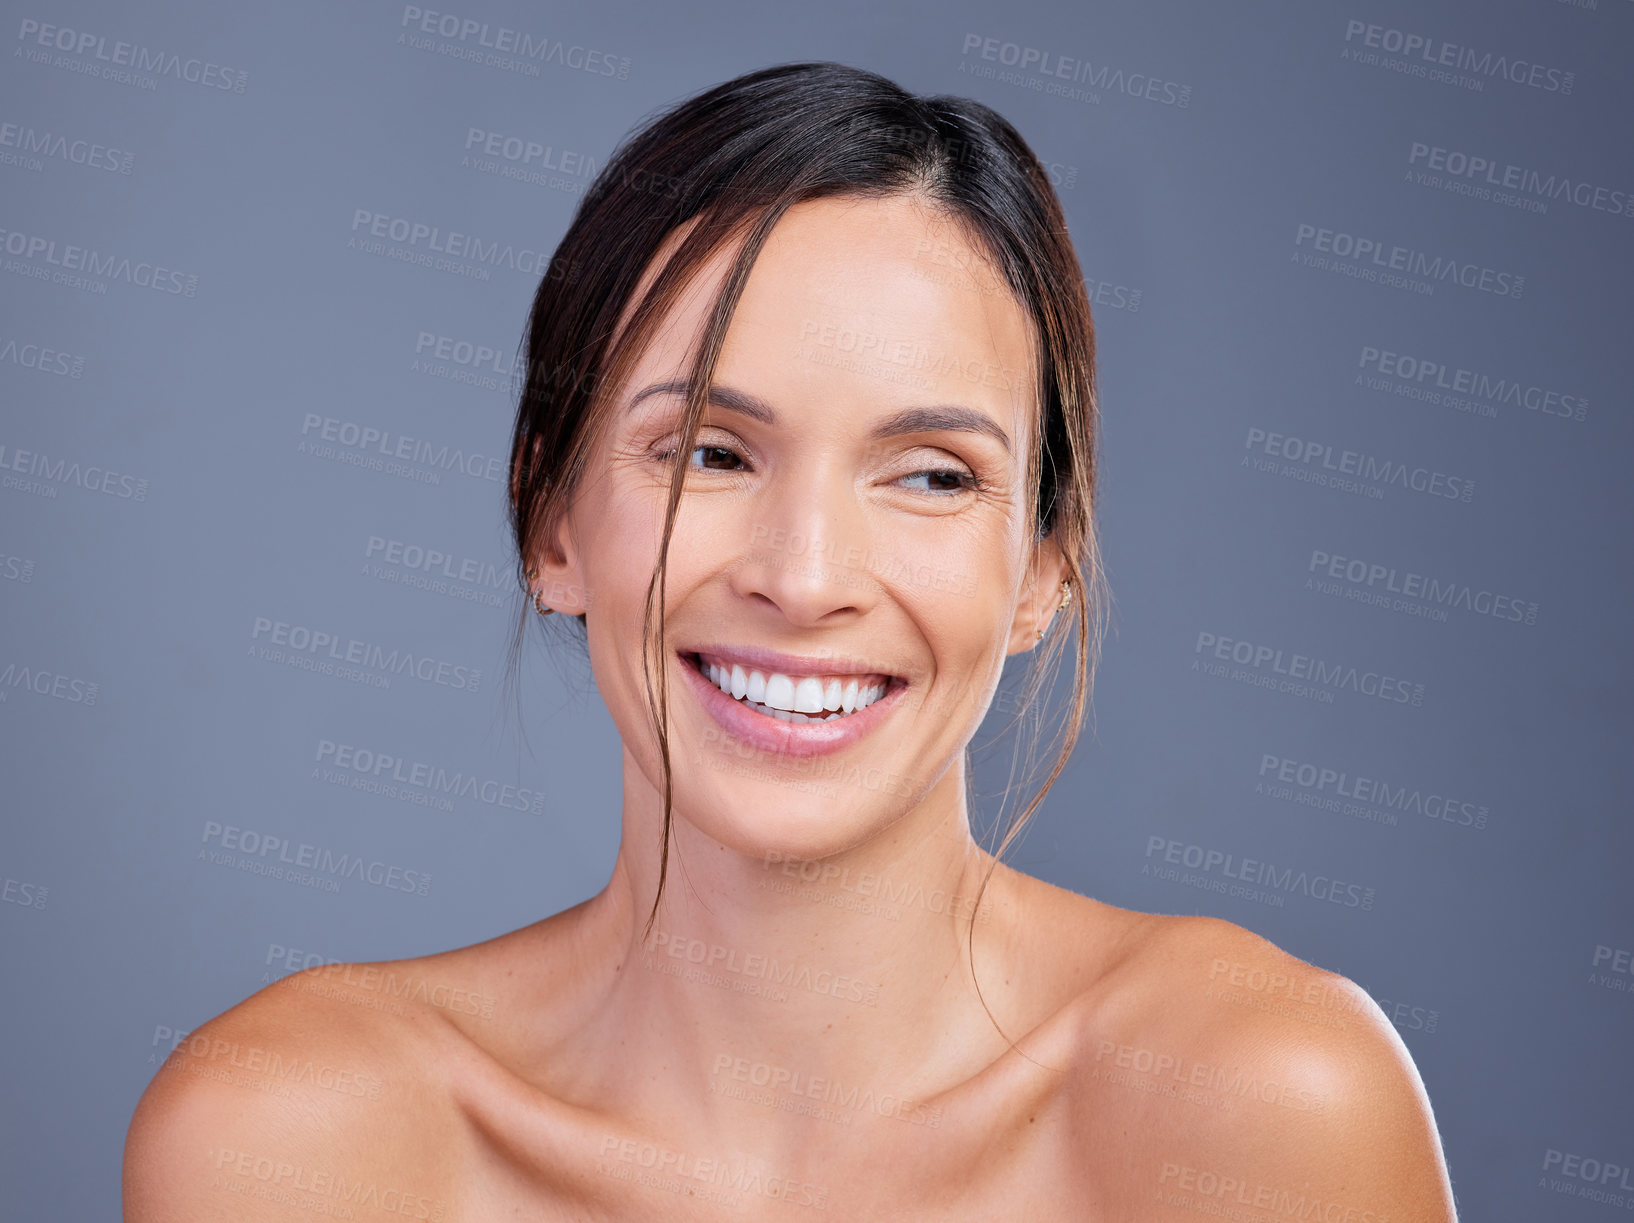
left=794, top=677, right=826, bottom=714
left=695, top=655, right=891, bottom=722
left=765, top=673, right=795, bottom=710
left=823, top=678, right=843, bottom=712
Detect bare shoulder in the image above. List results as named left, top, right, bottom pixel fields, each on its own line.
left=123, top=951, right=479, bottom=1222
left=1068, top=911, right=1459, bottom=1221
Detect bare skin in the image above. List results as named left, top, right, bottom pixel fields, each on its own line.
left=124, top=194, right=1459, bottom=1221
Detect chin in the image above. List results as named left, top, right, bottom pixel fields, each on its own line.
left=673, top=767, right=896, bottom=867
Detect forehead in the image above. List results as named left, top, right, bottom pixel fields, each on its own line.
left=619, top=194, right=1038, bottom=438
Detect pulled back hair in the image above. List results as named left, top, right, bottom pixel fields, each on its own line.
left=505, top=61, right=1107, bottom=957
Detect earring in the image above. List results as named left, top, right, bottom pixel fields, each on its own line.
left=1036, top=581, right=1072, bottom=640
left=524, top=566, right=555, bottom=617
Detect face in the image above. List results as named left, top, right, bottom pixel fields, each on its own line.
left=534, top=193, right=1068, bottom=862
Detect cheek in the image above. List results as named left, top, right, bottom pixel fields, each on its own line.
left=890, top=514, right=1012, bottom=607
left=579, top=478, right=726, bottom=622
left=584, top=482, right=665, bottom=579
left=911, top=532, right=1024, bottom=672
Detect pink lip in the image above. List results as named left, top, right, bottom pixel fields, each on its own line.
left=681, top=642, right=904, bottom=679
left=676, top=651, right=907, bottom=760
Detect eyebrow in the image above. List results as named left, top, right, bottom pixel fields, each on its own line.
left=627, top=379, right=1012, bottom=455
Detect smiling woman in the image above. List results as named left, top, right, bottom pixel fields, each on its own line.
left=123, top=62, right=1459, bottom=1220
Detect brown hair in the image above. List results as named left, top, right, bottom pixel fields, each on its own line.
left=505, top=62, right=1107, bottom=985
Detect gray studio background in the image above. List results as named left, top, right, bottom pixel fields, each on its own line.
left=2, top=0, right=1631, bottom=1217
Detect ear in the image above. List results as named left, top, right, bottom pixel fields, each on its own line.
left=1005, top=534, right=1071, bottom=657
left=521, top=445, right=591, bottom=618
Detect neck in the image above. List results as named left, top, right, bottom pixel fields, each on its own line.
left=558, top=744, right=1026, bottom=1147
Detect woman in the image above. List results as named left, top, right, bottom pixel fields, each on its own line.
left=125, top=63, right=1458, bottom=1219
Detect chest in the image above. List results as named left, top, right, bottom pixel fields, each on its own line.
left=455, top=1076, right=1107, bottom=1221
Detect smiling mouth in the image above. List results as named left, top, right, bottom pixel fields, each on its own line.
left=684, top=652, right=901, bottom=724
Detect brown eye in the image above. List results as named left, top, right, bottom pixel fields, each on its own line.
left=899, top=468, right=976, bottom=494
left=692, top=445, right=744, bottom=471
left=651, top=437, right=749, bottom=471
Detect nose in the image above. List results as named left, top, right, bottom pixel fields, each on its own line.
left=727, top=464, right=878, bottom=627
